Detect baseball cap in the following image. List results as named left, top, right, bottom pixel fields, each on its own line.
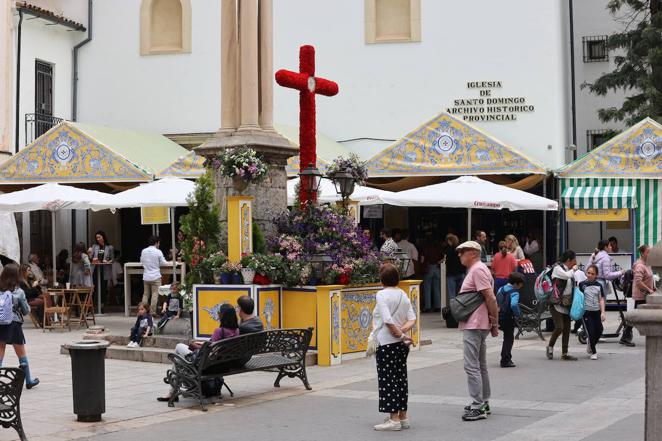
left=457, top=240, right=482, bottom=251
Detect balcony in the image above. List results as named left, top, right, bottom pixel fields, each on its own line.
left=25, top=113, right=64, bottom=146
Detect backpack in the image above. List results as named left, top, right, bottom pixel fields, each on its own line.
left=550, top=276, right=575, bottom=306
left=0, top=291, right=14, bottom=325
left=534, top=266, right=555, bottom=302
left=496, top=286, right=515, bottom=319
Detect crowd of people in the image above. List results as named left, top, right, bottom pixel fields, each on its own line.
left=371, top=236, right=656, bottom=429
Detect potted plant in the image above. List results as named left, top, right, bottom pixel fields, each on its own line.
left=240, top=254, right=258, bottom=284
left=206, top=252, right=227, bottom=284
left=205, top=146, right=269, bottom=192
left=219, top=261, right=235, bottom=284
left=221, top=261, right=243, bottom=284
left=251, top=253, right=283, bottom=285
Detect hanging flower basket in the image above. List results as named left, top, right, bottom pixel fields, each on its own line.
left=205, top=146, right=269, bottom=191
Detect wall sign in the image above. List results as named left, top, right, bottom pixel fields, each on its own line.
left=446, top=81, right=535, bottom=122
left=566, top=208, right=629, bottom=222
left=141, top=206, right=170, bottom=225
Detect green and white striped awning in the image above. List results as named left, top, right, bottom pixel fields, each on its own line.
left=561, top=186, right=637, bottom=209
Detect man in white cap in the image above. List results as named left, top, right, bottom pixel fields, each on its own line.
left=456, top=240, right=499, bottom=421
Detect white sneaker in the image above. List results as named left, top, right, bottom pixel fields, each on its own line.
left=590, top=353, right=598, bottom=360
left=383, top=416, right=410, bottom=429
left=126, top=342, right=134, bottom=348
left=374, top=419, right=401, bottom=431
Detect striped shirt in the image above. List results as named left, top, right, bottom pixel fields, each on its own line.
left=579, top=280, right=604, bottom=311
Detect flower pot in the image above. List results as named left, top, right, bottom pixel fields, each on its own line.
left=232, top=175, right=249, bottom=192
left=213, top=270, right=221, bottom=284
left=220, top=272, right=231, bottom=284
left=241, top=268, right=256, bottom=285
left=231, top=272, right=243, bottom=284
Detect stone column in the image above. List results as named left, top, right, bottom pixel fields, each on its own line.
left=238, top=0, right=259, bottom=131
left=220, top=0, right=239, bottom=131
left=0, top=1, right=14, bottom=159
left=197, top=0, right=296, bottom=242
left=625, top=242, right=662, bottom=441
left=258, top=0, right=274, bottom=130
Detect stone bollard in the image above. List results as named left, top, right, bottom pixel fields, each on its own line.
left=625, top=241, right=662, bottom=441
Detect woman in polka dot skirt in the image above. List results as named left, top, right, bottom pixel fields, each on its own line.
left=373, top=263, right=417, bottom=431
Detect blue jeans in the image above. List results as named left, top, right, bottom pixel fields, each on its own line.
left=446, top=273, right=465, bottom=300
left=423, top=265, right=441, bottom=310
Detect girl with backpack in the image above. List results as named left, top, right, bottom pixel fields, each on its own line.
left=547, top=251, right=578, bottom=361
left=579, top=265, right=606, bottom=360
left=0, top=264, right=39, bottom=388
left=497, top=272, right=524, bottom=368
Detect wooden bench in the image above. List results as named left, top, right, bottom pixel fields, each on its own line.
left=0, top=367, right=27, bottom=441
left=164, top=328, right=313, bottom=410
left=515, top=298, right=552, bottom=341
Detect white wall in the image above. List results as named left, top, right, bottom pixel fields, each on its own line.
left=16, top=17, right=83, bottom=149
left=77, top=0, right=221, bottom=134
left=573, top=0, right=629, bottom=154
left=75, top=0, right=571, bottom=169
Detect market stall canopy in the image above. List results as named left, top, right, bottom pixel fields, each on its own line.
left=365, top=112, right=547, bottom=179
left=286, top=177, right=393, bottom=206
left=157, top=151, right=206, bottom=179
left=379, top=176, right=558, bottom=211
left=561, top=186, right=637, bottom=209
left=556, top=117, right=662, bottom=179
left=0, top=121, right=190, bottom=184
left=90, top=177, right=195, bottom=210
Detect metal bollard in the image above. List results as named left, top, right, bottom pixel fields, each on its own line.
left=64, top=340, right=110, bottom=422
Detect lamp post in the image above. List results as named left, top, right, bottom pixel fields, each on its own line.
left=383, top=248, right=412, bottom=278
left=330, top=171, right=356, bottom=211
left=299, top=165, right=322, bottom=205
left=310, top=253, right=333, bottom=284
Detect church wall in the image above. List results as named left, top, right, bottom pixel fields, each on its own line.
left=77, top=1, right=575, bottom=169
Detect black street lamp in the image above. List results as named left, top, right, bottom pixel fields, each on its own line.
left=310, top=253, right=334, bottom=281
left=331, top=171, right=356, bottom=200
left=299, top=165, right=323, bottom=202
left=382, top=248, right=412, bottom=277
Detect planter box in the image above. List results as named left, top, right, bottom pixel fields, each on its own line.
left=192, top=280, right=421, bottom=366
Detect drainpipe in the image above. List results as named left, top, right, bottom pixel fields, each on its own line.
left=14, top=9, right=23, bottom=153
left=568, top=0, right=577, bottom=160
left=72, top=0, right=93, bottom=121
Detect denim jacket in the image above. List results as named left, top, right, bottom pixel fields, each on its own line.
left=9, top=288, right=30, bottom=323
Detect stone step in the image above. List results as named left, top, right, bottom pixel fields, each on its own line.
left=82, top=333, right=189, bottom=350
left=61, top=343, right=319, bottom=366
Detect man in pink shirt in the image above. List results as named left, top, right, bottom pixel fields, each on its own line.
left=457, top=240, right=499, bottom=421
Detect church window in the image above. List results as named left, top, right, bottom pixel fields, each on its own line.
left=140, top=0, right=192, bottom=55
left=365, top=0, right=421, bottom=44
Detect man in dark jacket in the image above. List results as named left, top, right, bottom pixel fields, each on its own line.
left=237, top=296, right=264, bottom=334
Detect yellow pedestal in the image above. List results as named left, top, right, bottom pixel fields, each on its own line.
left=227, top=195, right=253, bottom=262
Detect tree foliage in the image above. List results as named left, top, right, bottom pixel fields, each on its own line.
left=179, top=170, right=221, bottom=290
left=584, top=0, right=662, bottom=125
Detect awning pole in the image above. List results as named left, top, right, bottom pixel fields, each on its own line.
left=171, top=207, right=176, bottom=284
left=467, top=208, right=472, bottom=241
left=51, top=210, right=57, bottom=287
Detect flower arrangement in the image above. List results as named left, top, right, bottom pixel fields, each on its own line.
left=205, top=146, right=268, bottom=184
left=220, top=261, right=242, bottom=274
left=325, top=153, right=368, bottom=185
left=268, top=204, right=380, bottom=285
left=206, top=251, right=227, bottom=272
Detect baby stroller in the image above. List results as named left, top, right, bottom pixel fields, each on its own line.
left=577, top=270, right=632, bottom=344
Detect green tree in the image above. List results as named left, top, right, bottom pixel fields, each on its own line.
left=585, top=0, right=662, bottom=125
left=180, top=170, right=221, bottom=289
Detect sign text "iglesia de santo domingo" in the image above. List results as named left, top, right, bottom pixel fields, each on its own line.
left=446, top=81, right=535, bottom=122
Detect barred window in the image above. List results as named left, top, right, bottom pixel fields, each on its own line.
left=582, top=36, right=608, bottom=63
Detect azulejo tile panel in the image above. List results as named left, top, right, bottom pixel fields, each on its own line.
left=366, top=112, right=545, bottom=177
left=0, top=124, right=151, bottom=182
left=558, top=118, right=662, bottom=178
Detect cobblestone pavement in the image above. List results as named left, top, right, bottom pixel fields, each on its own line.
left=0, top=312, right=645, bottom=441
